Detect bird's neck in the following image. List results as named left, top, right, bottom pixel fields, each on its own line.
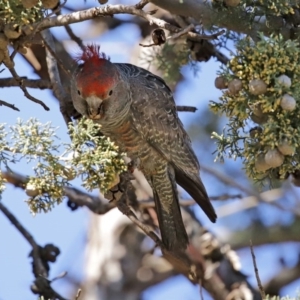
left=99, top=99, right=131, bottom=132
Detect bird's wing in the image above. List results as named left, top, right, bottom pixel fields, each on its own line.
left=116, top=63, right=217, bottom=223
left=115, top=63, right=199, bottom=173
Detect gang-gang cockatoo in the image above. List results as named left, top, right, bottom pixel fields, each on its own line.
left=71, top=45, right=217, bottom=252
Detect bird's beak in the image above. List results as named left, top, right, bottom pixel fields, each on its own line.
left=86, top=96, right=103, bottom=120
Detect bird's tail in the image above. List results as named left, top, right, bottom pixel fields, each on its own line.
left=151, top=168, right=189, bottom=252
left=175, top=168, right=217, bottom=223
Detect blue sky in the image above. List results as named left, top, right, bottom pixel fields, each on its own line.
left=0, top=1, right=299, bottom=299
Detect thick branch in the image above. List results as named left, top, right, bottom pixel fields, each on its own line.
left=27, top=5, right=177, bottom=32
left=41, top=30, right=73, bottom=124
left=64, top=186, right=115, bottom=214
left=2, top=170, right=114, bottom=215
left=25, top=4, right=221, bottom=43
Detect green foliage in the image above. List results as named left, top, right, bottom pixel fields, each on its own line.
left=245, top=0, right=298, bottom=16
left=140, top=41, right=198, bottom=87
left=211, top=34, right=300, bottom=186
left=0, top=118, right=126, bottom=214
left=67, top=118, right=127, bottom=192
left=1, top=0, right=43, bottom=27
left=155, top=42, right=195, bottom=85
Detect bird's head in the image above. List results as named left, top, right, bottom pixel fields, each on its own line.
left=73, top=44, right=129, bottom=121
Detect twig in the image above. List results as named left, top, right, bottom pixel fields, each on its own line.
left=250, top=240, right=266, bottom=299
left=210, top=193, right=242, bottom=201
left=0, top=99, right=20, bottom=111
left=139, top=43, right=158, bottom=48
left=202, top=165, right=294, bottom=214
left=51, top=271, right=68, bottom=282
left=117, top=195, right=162, bottom=246
left=176, top=105, right=197, bottom=112
left=75, top=289, right=82, bottom=300
left=0, top=78, right=52, bottom=89
left=187, top=29, right=226, bottom=42
left=64, top=24, right=85, bottom=50
left=135, top=0, right=150, bottom=9
left=216, top=189, right=283, bottom=218
left=8, top=67, right=50, bottom=111
left=264, top=262, right=300, bottom=296
left=214, top=49, right=229, bottom=65
left=0, top=202, right=40, bottom=251
left=167, top=24, right=194, bottom=40
left=199, top=281, right=204, bottom=300
left=47, top=0, right=68, bottom=16
left=140, top=193, right=242, bottom=209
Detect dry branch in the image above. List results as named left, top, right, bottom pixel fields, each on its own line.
left=23, top=4, right=221, bottom=45
left=176, top=105, right=197, bottom=112
left=0, top=99, right=20, bottom=111
left=0, top=202, right=67, bottom=300
left=264, top=261, right=300, bottom=296
left=0, top=78, right=52, bottom=89
left=2, top=168, right=262, bottom=299
left=41, top=30, right=74, bottom=125
left=8, top=67, right=50, bottom=110
left=250, top=240, right=266, bottom=299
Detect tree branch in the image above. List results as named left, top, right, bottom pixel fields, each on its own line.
left=264, top=261, right=300, bottom=296
left=64, top=24, right=85, bottom=50
left=24, top=4, right=221, bottom=44
left=229, top=219, right=300, bottom=250
left=2, top=166, right=266, bottom=299
left=250, top=240, right=266, bottom=299
left=176, top=105, right=197, bottom=112
left=0, top=202, right=67, bottom=300
left=41, top=30, right=74, bottom=125
left=149, top=0, right=289, bottom=40
left=64, top=186, right=115, bottom=214
left=2, top=169, right=115, bottom=215
left=0, top=78, right=52, bottom=89
left=202, top=166, right=296, bottom=215
left=0, top=99, right=20, bottom=111
left=8, top=67, right=50, bottom=111
left=135, top=0, right=150, bottom=9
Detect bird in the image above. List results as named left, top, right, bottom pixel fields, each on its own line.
left=71, top=44, right=217, bottom=252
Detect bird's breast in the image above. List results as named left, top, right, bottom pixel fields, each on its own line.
left=101, top=118, right=162, bottom=174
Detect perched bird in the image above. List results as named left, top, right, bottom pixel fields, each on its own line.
left=71, top=45, right=217, bottom=252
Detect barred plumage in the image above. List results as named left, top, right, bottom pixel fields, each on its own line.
left=72, top=45, right=217, bottom=252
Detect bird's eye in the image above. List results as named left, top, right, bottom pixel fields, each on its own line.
left=77, top=90, right=81, bottom=95
left=108, top=90, right=113, bottom=96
